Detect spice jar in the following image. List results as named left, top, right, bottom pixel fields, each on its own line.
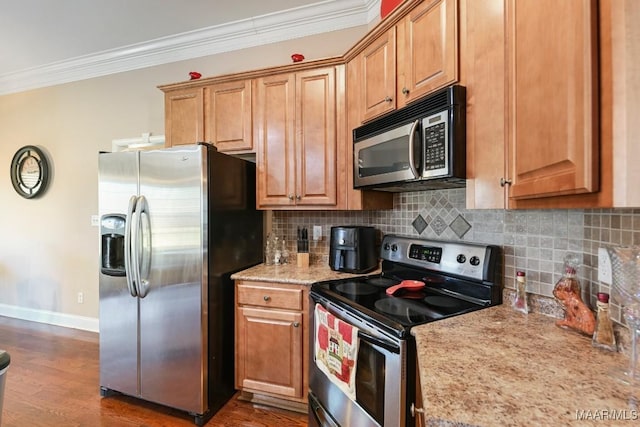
left=592, top=292, right=617, bottom=352
left=513, top=271, right=529, bottom=314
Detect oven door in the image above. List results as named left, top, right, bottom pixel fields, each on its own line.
left=309, top=294, right=407, bottom=427
left=353, top=119, right=422, bottom=188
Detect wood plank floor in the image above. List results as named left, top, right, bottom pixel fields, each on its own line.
left=0, top=316, right=308, bottom=426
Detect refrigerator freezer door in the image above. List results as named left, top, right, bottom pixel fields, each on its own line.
left=98, top=151, right=140, bottom=397
left=138, top=145, right=208, bottom=413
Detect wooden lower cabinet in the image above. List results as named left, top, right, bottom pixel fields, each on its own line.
left=234, top=281, right=309, bottom=410
left=414, top=357, right=426, bottom=427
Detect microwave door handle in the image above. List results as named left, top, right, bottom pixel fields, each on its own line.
left=407, top=119, right=421, bottom=179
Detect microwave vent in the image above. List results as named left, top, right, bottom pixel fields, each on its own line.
left=354, top=85, right=466, bottom=141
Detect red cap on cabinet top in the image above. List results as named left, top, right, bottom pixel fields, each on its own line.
left=597, top=292, right=610, bottom=303
left=381, top=0, right=403, bottom=19
left=517, top=271, right=525, bottom=277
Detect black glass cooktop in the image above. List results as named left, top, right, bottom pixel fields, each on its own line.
left=312, top=273, right=486, bottom=331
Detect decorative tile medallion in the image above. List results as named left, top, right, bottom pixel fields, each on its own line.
left=450, top=214, right=472, bottom=238
left=412, top=214, right=428, bottom=234
left=430, top=216, right=447, bottom=236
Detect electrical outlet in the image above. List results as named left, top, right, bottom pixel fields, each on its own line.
left=597, top=247, right=612, bottom=285
left=77, top=292, right=84, bottom=304
left=313, top=225, right=322, bottom=241
left=91, top=215, right=99, bottom=226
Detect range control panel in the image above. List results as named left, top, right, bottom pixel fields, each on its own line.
left=408, top=244, right=442, bottom=264
left=380, top=235, right=499, bottom=282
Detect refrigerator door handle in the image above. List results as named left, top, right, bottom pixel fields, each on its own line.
left=135, top=195, right=152, bottom=298
left=124, top=195, right=138, bottom=297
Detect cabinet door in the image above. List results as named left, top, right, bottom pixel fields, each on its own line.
left=236, top=307, right=303, bottom=398
left=254, top=74, right=296, bottom=207
left=506, top=0, right=598, bottom=200
left=164, top=87, right=204, bottom=147
left=361, top=28, right=397, bottom=122
left=295, top=67, right=338, bottom=207
left=399, top=0, right=458, bottom=106
left=462, top=0, right=508, bottom=209
left=205, top=80, right=253, bottom=153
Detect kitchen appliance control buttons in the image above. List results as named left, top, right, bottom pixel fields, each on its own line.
left=456, top=254, right=466, bottom=264
left=470, top=256, right=481, bottom=266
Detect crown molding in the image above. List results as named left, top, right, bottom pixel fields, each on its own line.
left=0, top=0, right=381, bottom=96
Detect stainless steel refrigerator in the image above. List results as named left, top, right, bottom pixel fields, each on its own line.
left=98, top=143, right=262, bottom=425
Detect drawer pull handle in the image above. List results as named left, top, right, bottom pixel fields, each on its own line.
left=402, top=87, right=410, bottom=95
left=263, top=296, right=271, bottom=302
left=384, top=96, right=393, bottom=102
left=292, top=322, right=300, bottom=328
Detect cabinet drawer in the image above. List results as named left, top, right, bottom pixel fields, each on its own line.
left=237, top=284, right=303, bottom=310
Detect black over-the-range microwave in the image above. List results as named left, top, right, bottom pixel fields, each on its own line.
left=353, top=84, right=466, bottom=192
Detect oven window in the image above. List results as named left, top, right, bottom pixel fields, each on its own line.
left=356, top=340, right=385, bottom=424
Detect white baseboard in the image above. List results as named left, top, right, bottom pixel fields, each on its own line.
left=0, top=304, right=99, bottom=333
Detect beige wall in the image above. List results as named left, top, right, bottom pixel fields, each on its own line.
left=0, top=26, right=367, bottom=330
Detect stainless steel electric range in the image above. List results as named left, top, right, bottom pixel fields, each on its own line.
left=309, top=234, right=501, bottom=427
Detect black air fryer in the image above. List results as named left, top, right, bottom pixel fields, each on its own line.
left=329, top=226, right=378, bottom=274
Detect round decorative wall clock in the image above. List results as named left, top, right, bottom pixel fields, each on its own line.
left=10, top=145, right=50, bottom=199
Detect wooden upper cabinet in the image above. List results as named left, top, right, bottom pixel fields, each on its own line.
left=397, top=0, right=459, bottom=107
left=506, top=0, right=598, bottom=200
left=205, top=80, right=253, bottom=153
left=254, top=67, right=338, bottom=209
left=164, top=87, right=204, bottom=147
left=360, top=28, right=397, bottom=121
left=353, top=0, right=459, bottom=125
left=464, top=0, right=601, bottom=209
left=295, top=67, right=337, bottom=207
left=254, top=73, right=296, bottom=208
left=461, top=0, right=508, bottom=209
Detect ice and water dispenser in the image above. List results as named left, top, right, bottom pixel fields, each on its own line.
left=101, top=214, right=126, bottom=276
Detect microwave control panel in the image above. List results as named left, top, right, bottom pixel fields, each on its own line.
left=422, top=111, right=449, bottom=176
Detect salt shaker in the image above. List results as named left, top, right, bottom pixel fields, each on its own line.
left=512, top=271, right=529, bottom=314
left=592, top=292, right=617, bottom=352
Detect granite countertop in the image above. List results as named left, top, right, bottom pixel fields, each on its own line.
left=412, top=305, right=637, bottom=426
left=231, top=262, right=382, bottom=285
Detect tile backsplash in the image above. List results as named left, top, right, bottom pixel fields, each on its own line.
left=272, top=188, right=640, bottom=327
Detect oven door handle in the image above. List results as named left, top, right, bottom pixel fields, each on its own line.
left=358, top=331, right=400, bottom=354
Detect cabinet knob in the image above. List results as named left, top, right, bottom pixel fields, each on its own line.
left=384, top=96, right=393, bottom=102
left=288, top=194, right=294, bottom=200
left=500, top=177, right=512, bottom=187
left=263, top=295, right=271, bottom=302
left=295, top=195, right=301, bottom=201
left=402, top=87, right=410, bottom=95
left=292, top=322, right=300, bottom=328
left=410, top=403, right=425, bottom=417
